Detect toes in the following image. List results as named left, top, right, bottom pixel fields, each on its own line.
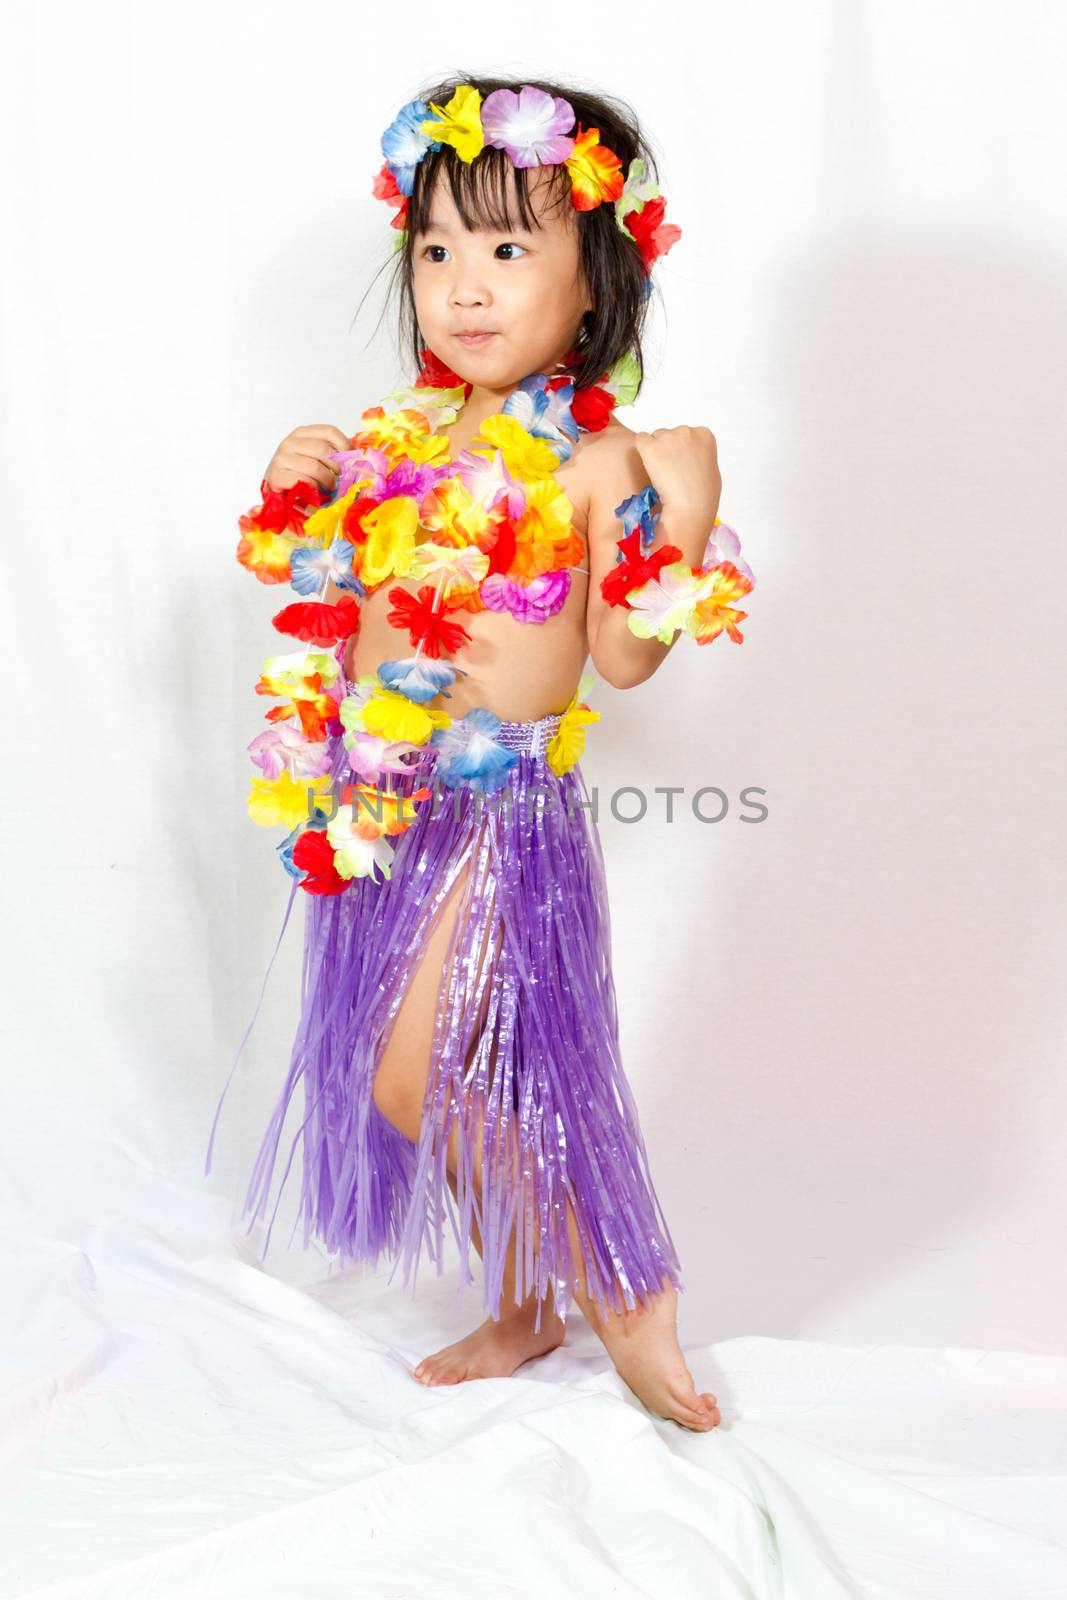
left=700, top=1393, right=721, bottom=1425
left=669, top=1382, right=720, bottom=1431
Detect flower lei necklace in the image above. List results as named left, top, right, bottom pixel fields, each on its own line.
left=237, top=345, right=754, bottom=897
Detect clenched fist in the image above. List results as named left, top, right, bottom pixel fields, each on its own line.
left=264, top=423, right=351, bottom=495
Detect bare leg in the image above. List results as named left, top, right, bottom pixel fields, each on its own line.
left=371, top=825, right=717, bottom=1429
left=411, top=1165, right=566, bottom=1386
left=434, top=1103, right=719, bottom=1433
left=371, top=826, right=564, bottom=1385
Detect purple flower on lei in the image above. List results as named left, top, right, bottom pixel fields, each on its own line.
left=702, top=521, right=756, bottom=587
left=248, top=723, right=331, bottom=782
left=328, top=444, right=389, bottom=499
left=481, top=569, right=571, bottom=623
left=480, top=87, right=577, bottom=169
left=345, top=730, right=428, bottom=786
left=429, top=708, right=519, bottom=793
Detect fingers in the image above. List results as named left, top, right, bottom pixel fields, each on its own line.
left=265, top=425, right=352, bottom=494
left=291, top=447, right=342, bottom=489
left=291, top=426, right=351, bottom=481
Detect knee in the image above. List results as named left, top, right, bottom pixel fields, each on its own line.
left=371, top=1070, right=423, bottom=1143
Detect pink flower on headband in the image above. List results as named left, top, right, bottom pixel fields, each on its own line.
left=480, top=86, right=576, bottom=169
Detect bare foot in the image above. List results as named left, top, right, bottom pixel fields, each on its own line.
left=413, top=1297, right=565, bottom=1387
left=590, top=1279, right=720, bottom=1432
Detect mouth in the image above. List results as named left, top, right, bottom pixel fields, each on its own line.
left=454, top=331, right=498, bottom=347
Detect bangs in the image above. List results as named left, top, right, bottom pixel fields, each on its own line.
left=407, top=144, right=575, bottom=237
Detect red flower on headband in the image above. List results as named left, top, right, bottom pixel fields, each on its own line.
left=372, top=161, right=408, bottom=230
left=623, top=196, right=682, bottom=273
left=386, top=585, right=473, bottom=657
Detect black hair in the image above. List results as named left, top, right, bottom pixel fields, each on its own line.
left=360, top=73, right=668, bottom=398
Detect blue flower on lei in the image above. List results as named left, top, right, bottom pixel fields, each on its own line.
left=430, top=708, right=519, bottom=793
left=503, top=374, right=580, bottom=463
left=614, top=485, right=663, bottom=554
left=377, top=657, right=457, bottom=704
left=290, top=540, right=364, bottom=597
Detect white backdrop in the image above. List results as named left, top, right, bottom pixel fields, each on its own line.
left=3, top=3, right=1067, bottom=1594
left=4, top=0, right=1065, bottom=1349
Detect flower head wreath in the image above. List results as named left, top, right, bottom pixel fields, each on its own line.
left=372, top=83, right=682, bottom=292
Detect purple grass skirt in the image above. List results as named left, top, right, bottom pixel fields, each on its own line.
left=208, top=708, right=684, bottom=1332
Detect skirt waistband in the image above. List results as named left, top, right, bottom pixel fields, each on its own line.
left=495, top=713, right=563, bottom=757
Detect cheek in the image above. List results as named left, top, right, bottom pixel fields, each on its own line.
left=508, top=265, right=558, bottom=319
left=411, top=279, right=442, bottom=331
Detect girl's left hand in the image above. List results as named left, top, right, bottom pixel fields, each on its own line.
left=632, top=426, right=721, bottom=526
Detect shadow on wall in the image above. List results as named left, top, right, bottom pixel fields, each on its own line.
left=640, top=217, right=1067, bottom=1351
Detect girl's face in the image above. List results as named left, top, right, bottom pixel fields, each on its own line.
left=411, top=166, right=595, bottom=394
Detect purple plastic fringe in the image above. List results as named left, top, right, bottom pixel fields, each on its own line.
left=210, top=716, right=685, bottom=1334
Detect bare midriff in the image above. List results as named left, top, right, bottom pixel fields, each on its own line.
left=339, top=431, right=592, bottom=724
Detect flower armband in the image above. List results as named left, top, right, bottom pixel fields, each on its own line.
left=599, top=487, right=757, bottom=646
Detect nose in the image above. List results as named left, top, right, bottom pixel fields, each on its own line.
left=446, top=263, right=492, bottom=307
left=450, top=283, right=489, bottom=308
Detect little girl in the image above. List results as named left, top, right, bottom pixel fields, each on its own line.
left=208, top=74, right=754, bottom=1434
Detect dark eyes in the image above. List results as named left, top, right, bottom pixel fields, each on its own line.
left=421, top=242, right=527, bottom=262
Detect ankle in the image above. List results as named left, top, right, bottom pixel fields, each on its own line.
left=493, top=1291, right=563, bottom=1333
left=587, top=1278, right=677, bottom=1345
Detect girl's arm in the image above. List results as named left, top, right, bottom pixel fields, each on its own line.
left=585, top=428, right=722, bottom=691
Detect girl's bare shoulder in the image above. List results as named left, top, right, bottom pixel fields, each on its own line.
left=575, top=413, right=645, bottom=502
left=573, top=413, right=639, bottom=489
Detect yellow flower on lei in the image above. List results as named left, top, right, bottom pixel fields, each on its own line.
left=472, top=415, right=561, bottom=482
left=686, top=564, right=753, bottom=646
left=545, top=675, right=600, bottom=777
left=354, top=406, right=451, bottom=467
left=419, top=477, right=492, bottom=546
left=301, top=482, right=361, bottom=549
left=420, top=85, right=485, bottom=164
left=340, top=679, right=452, bottom=746
left=358, top=496, right=422, bottom=587
left=247, top=770, right=334, bottom=830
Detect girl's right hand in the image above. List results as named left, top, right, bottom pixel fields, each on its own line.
left=264, top=424, right=352, bottom=495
